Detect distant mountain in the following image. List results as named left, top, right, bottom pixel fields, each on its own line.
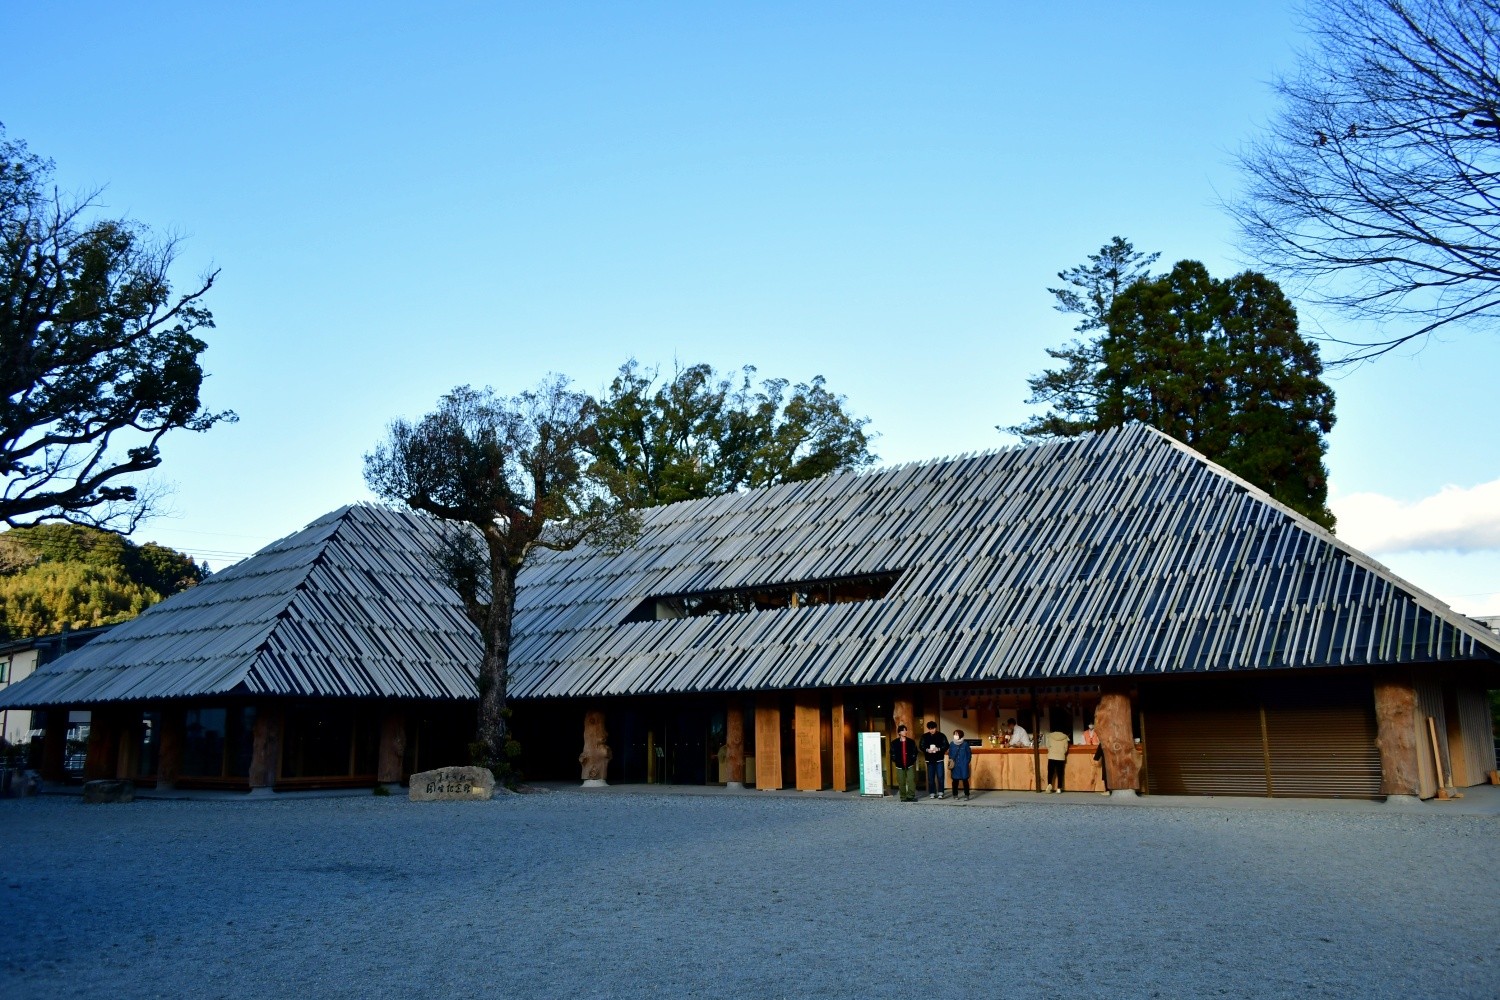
left=0, top=524, right=206, bottom=640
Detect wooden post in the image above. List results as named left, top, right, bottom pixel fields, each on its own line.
left=40, top=709, right=68, bottom=782
left=794, top=691, right=821, bottom=791
left=579, top=709, right=611, bottom=785
left=1373, top=673, right=1423, bottom=798
left=1096, top=686, right=1139, bottom=794
left=831, top=697, right=849, bottom=792
left=754, top=695, right=782, bottom=790
left=724, top=701, right=745, bottom=787
left=378, top=709, right=408, bottom=785
left=156, top=707, right=185, bottom=791
left=248, top=705, right=284, bottom=793
left=83, top=708, right=121, bottom=781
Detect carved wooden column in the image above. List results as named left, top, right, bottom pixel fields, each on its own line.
left=156, top=707, right=185, bottom=792
left=377, top=709, right=408, bottom=787
left=1096, top=685, right=1139, bottom=795
left=83, top=708, right=122, bottom=781
left=754, top=695, right=782, bottom=790
left=39, top=709, right=69, bottom=782
left=1373, top=672, right=1423, bottom=800
left=579, top=709, right=611, bottom=786
left=248, top=705, right=284, bottom=794
left=793, top=691, right=821, bottom=791
left=724, top=701, right=745, bottom=788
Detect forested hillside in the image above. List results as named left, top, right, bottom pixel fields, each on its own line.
left=0, top=525, right=206, bottom=640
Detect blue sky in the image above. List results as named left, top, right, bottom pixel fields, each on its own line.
left=5, top=2, right=1498, bottom=614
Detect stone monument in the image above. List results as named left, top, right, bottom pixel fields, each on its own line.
left=407, top=766, right=495, bottom=801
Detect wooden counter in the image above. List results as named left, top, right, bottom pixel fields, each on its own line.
left=968, top=746, right=1106, bottom=792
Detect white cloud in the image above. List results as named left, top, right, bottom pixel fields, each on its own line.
left=1331, top=478, right=1500, bottom=555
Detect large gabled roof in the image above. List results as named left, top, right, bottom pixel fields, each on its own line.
left=5, top=424, right=1497, bottom=710
left=0, top=505, right=481, bottom=707
left=506, top=423, right=1500, bottom=698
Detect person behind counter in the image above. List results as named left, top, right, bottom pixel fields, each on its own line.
left=1045, top=729, right=1069, bottom=792
left=922, top=720, right=948, bottom=799
left=1005, top=717, right=1031, bottom=747
left=891, top=724, right=919, bottom=803
left=948, top=728, right=972, bottom=801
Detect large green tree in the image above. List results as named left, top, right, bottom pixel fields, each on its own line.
left=1015, top=254, right=1337, bottom=529
left=1, top=126, right=234, bottom=531
left=0, top=522, right=205, bottom=639
left=588, top=360, right=876, bottom=507
left=363, top=379, right=638, bottom=778
left=1011, top=237, right=1161, bottom=439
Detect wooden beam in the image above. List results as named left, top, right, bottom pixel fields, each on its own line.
left=831, top=698, right=849, bottom=792
left=248, top=706, right=284, bottom=792
left=754, top=696, right=782, bottom=790
left=1373, top=673, right=1422, bottom=798
left=377, top=709, right=407, bottom=784
left=579, top=709, right=611, bottom=784
left=157, top=707, right=184, bottom=791
left=39, top=709, right=68, bottom=782
left=83, top=708, right=121, bottom=781
left=724, top=700, right=745, bottom=786
left=794, top=691, right=821, bottom=791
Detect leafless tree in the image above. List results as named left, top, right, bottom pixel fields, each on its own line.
left=1234, top=0, right=1500, bottom=361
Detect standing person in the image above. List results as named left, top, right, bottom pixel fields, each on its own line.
left=948, top=728, right=973, bottom=801
left=921, top=720, right=948, bottom=799
left=1082, top=723, right=1099, bottom=747
left=891, top=724, right=919, bottom=803
left=1006, top=717, right=1031, bottom=748
left=1045, top=729, right=1070, bottom=793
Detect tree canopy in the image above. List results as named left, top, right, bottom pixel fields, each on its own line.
left=0, top=523, right=205, bottom=639
left=1234, top=0, right=1500, bottom=360
left=587, top=360, right=876, bottom=508
left=1013, top=247, right=1337, bottom=529
left=1, top=125, right=234, bottom=531
left=363, top=378, right=638, bottom=778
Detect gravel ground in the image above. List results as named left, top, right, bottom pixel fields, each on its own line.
left=1, top=789, right=1497, bottom=999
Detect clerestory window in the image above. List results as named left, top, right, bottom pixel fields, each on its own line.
left=622, top=571, right=902, bottom=623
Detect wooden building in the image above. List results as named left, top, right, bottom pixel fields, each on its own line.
left=2, top=424, right=1496, bottom=799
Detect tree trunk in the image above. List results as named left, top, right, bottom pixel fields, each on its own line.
left=478, top=554, right=519, bottom=769
left=1096, top=686, right=1139, bottom=793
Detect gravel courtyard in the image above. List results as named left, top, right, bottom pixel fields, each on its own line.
left=2, top=788, right=1496, bottom=999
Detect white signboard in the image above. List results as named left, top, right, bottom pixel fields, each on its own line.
left=857, top=731, right=885, bottom=796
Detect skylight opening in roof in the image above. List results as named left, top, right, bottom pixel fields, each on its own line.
left=622, top=571, right=903, bottom=624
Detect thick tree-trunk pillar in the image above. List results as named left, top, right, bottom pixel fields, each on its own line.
left=156, top=707, right=185, bottom=792
left=1374, top=672, right=1423, bottom=801
left=579, top=710, right=611, bottom=786
left=248, top=706, right=284, bottom=794
left=754, top=696, right=781, bottom=790
left=83, top=708, right=122, bottom=781
left=378, top=709, right=408, bottom=786
left=724, top=702, right=745, bottom=788
left=1096, top=686, right=1139, bottom=795
left=40, top=709, right=68, bottom=782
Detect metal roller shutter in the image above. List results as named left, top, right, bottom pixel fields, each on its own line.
left=1145, top=676, right=1381, bottom=799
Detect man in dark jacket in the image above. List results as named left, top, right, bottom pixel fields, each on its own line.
left=891, top=724, right=919, bottom=802
left=921, top=720, right=949, bottom=799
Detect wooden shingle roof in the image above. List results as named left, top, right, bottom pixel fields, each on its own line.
left=0, top=505, right=482, bottom=706
left=5, top=423, right=1497, bottom=709
left=505, top=424, right=1500, bottom=698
